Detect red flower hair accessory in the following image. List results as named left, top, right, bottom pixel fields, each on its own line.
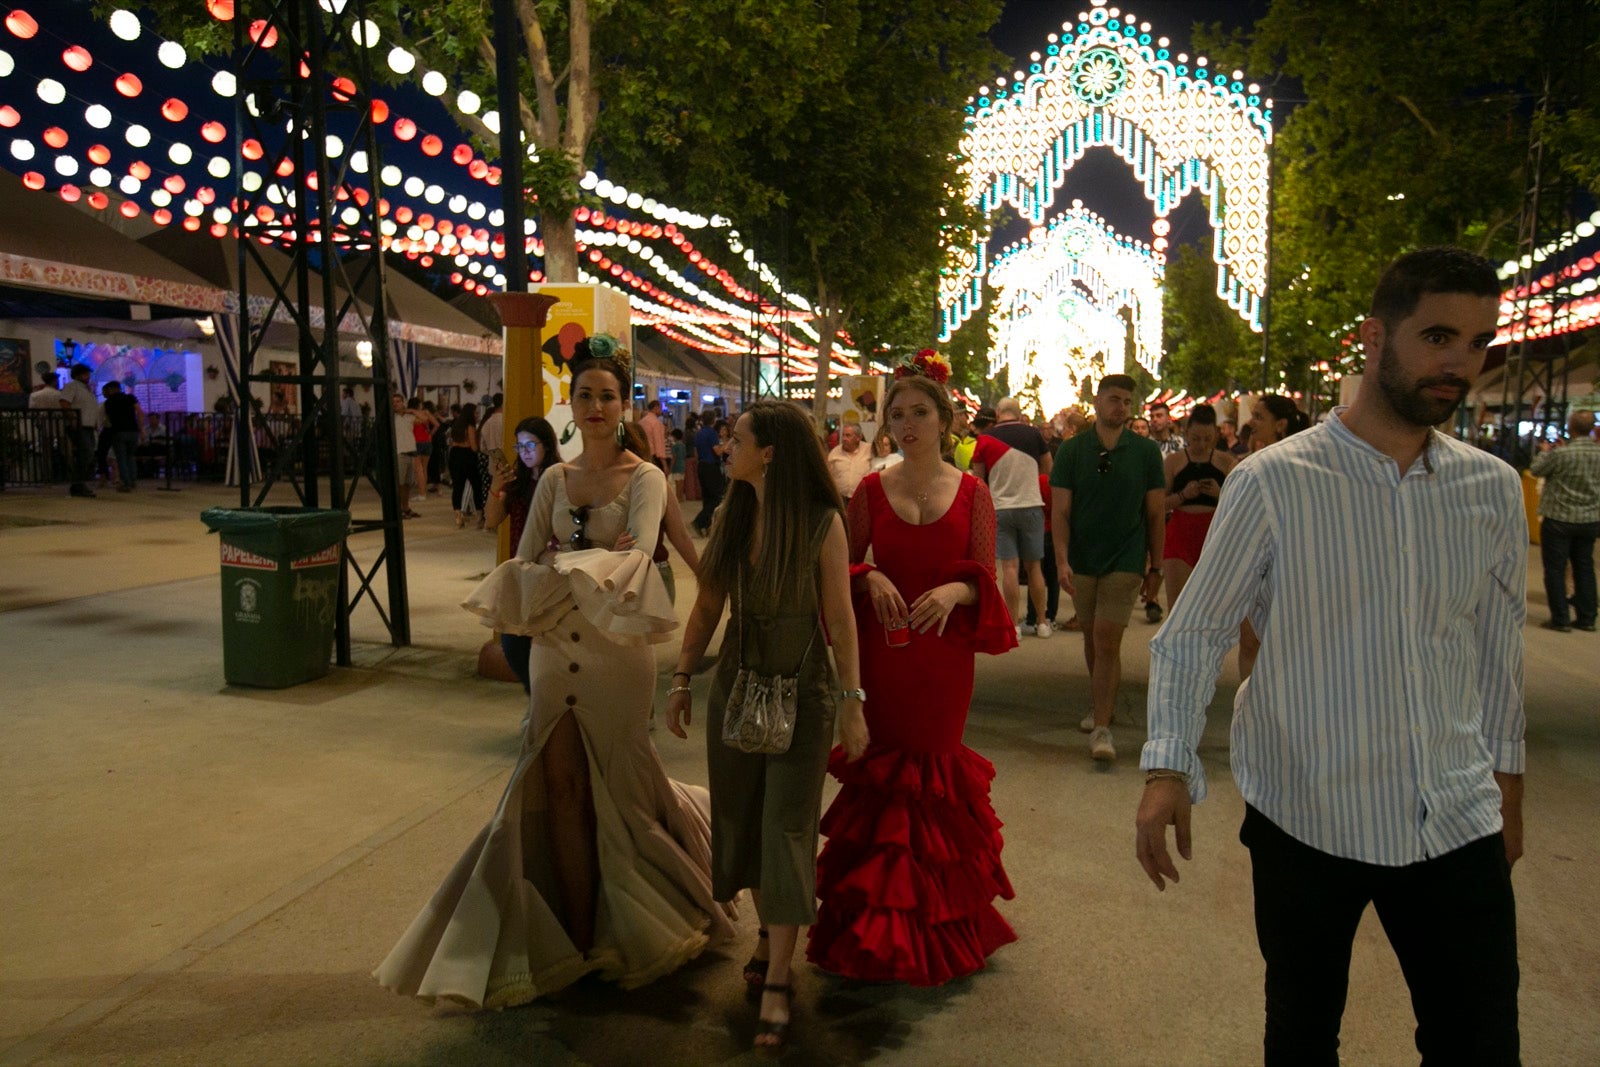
left=893, top=347, right=951, bottom=384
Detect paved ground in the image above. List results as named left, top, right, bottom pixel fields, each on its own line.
left=1, top=479, right=1596, bottom=1066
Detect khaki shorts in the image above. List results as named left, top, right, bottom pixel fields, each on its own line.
left=1071, top=570, right=1142, bottom=627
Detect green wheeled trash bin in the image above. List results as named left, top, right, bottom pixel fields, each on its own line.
left=200, top=506, right=351, bottom=688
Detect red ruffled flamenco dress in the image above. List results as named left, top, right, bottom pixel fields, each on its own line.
left=807, top=471, right=1019, bottom=985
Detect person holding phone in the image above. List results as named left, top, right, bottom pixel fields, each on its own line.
left=808, top=366, right=1018, bottom=987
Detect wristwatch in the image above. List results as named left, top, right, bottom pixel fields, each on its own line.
left=839, top=688, right=867, bottom=703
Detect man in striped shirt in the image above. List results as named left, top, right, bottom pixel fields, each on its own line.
left=1529, top=409, right=1599, bottom=632
left=1135, top=247, right=1525, bottom=1064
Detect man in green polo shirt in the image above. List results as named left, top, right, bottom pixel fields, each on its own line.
left=1050, top=374, right=1166, bottom=762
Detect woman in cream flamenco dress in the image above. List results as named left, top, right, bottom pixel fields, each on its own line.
left=375, top=356, right=734, bottom=1009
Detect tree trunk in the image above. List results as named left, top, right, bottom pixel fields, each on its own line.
left=811, top=303, right=840, bottom=421
left=541, top=207, right=578, bottom=282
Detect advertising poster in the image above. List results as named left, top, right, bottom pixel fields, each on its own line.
left=533, top=284, right=631, bottom=459
left=842, top=373, right=885, bottom=442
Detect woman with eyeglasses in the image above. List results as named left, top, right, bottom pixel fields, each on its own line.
left=666, top=399, right=866, bottom=1050
left=482, top=415, right=560, bottom=692
left=377, top=354, right=733, bottom=1010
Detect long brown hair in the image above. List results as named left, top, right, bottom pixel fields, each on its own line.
left=699, top=400, right=843, bottom=604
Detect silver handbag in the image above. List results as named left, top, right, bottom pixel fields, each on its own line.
left=721, top=565, right=819, bottom=755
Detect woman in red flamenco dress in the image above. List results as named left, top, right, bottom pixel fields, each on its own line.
left=808, top=367, right=1019, bottom=986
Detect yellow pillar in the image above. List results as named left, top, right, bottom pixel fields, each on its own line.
left=477, top=292, right=558, bottom=684
left=487, top=292, right=560, bottom=564
left=1522, top=468, right=1541, bottom=546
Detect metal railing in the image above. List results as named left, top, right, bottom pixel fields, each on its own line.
left=0, top=410, right=375, bottom=490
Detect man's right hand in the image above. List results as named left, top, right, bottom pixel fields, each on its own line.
left=1135, top=776, right=1193, bottom=891
left=1057, top=561, right=1075, bottom=596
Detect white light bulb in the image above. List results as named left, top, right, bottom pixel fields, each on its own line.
left=626, top=193, right=643, bottom=209
left=325, top=135, right=344, bottom=157
left=214, top=206, right=233, bottom=224
left=158, top=41, right=187, bottom=69
left=55, top=156, right=79, bottom=177
left=168, top=142, right=193, bottom=165
left=421, top=70, right=447, bottom=97
left=208, top=156, right=230, bottom=178
left=387, top=47, right=415, bottom=75
left=241, top=171, right=262, bottom=192
left=378, top=164, right=400, bottom=187
left=350, top=150, right=368, bottom=173
left=0, top=49, right=14, bottom=78
left=90, top=167, right=112, bottom=188
left=125, top=124, right=151, bottom=148
left=467, top=201, right=485, bottom=220
left=352, top=20, right=381, bottom=48
left=489, top=209, right=503, bottom=226
left=37, top=78, right=66, bottom=105
left=184, top=199, right=204, bottom=217
left=109, top=9, right=141, bottom=42
left=424, top=184, right=444, bottom=204
left=403, top=175, right=423, bottom=196
left=457, top=90, right=481, bottom=115
left=482, top=110, right=499, bottom=134
left=340, top=206, right=359, bottom=226
left=212, top=70, right=236, bottom=97
left=83, top=104, right=112, bottom=129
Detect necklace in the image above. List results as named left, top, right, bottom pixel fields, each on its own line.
left=914, top=488, right=929, bottom=505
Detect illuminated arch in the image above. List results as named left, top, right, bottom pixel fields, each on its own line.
left=943, top=0, right=1273, bottom=346
left=989, top=205, right=1162, bottom=412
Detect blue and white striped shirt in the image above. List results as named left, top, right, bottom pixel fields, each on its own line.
left=1143, top=410, right=1527, bottom=866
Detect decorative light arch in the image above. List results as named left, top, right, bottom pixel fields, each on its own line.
left=989, top=204, right=1163, bottom=412
left=943, top=0, right=1273, bottom=348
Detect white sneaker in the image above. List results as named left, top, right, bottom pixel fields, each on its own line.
left=1079, top=714, right=1096, bottom=733
left=1089, top=726, right=1116, bottom=762
left=1016, top=623, right=1025, bottom=642
left=1034, top=621, right=1052, bottom=638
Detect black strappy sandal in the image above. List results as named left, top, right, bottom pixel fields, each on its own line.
left=754, top=982, right=794, bottom=1051
left=742, top=927, right=769, bottom=994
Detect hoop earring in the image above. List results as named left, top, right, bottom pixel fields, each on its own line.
left=616, top=421, right=626, bottom=446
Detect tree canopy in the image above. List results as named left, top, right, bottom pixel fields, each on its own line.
left=615, top=0, right=1003, bottom=413
left=1185, top=0, right=1600, bottom=395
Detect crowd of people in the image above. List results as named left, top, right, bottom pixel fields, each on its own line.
left=367, top=247, right=1597, bottom=1062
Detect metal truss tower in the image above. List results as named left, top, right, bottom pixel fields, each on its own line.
left=230, top=0, right=409, bottom=657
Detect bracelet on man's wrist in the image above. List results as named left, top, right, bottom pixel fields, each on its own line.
left=1144, top=769, right=1189, bottom=786
left=672, top=671, right=691, bottom=680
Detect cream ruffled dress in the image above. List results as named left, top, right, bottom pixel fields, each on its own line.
left=374, top=461, right=734, bottom=1009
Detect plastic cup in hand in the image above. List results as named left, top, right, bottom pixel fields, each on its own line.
left=885, top=620, right=910, bottom=648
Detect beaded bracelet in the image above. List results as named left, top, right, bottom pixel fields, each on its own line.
left=667, top=686, right=692, bottom=696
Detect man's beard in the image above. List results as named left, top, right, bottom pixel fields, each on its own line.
left=1375, top=340, right=1473, bottom=428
